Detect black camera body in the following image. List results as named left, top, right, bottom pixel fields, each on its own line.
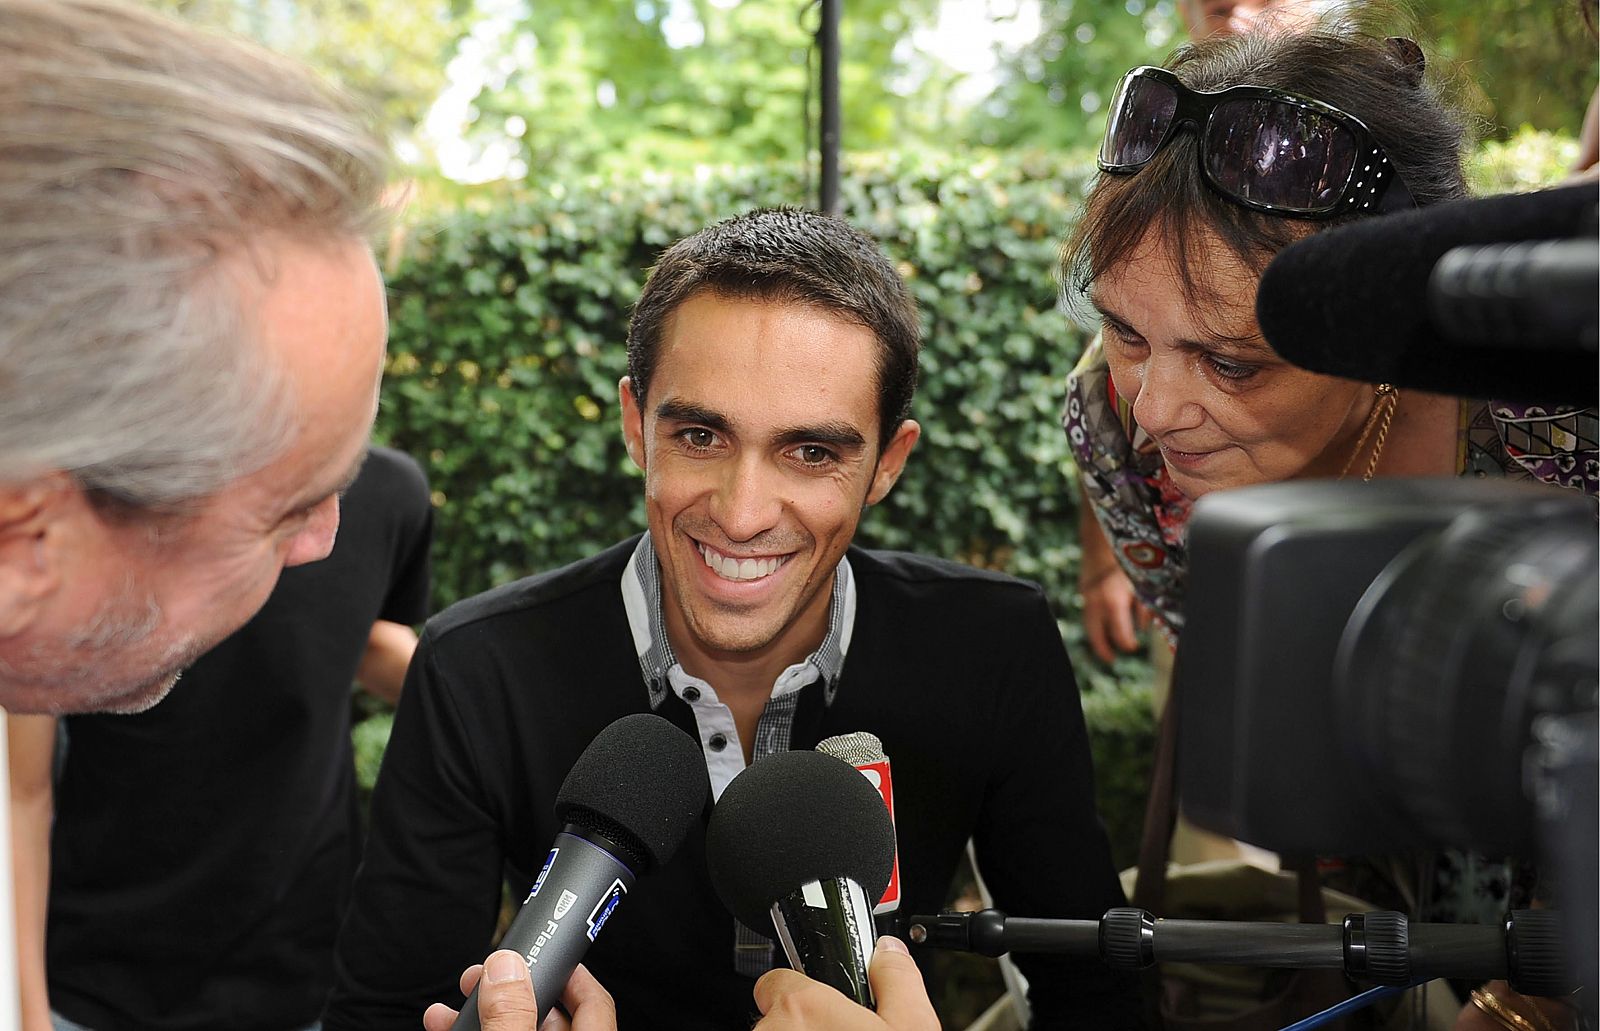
left=1176, top=477, right=1597, bottom=994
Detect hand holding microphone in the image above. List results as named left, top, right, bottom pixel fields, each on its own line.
left=451, top=713, right=709, bottom=1031
left=425, top=956, right=614, bottom=1031
left=705, top=749, right=896, bottom=1007
left=752, top=936, right=939, bottom=1031
left=423, top=937, right=938, bottom=1031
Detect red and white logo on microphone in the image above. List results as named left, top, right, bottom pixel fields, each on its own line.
left=816, top=732, right=900, bottom=915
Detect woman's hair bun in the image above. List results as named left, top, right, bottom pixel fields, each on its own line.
left=1385, top=37, right=1427, bottom=89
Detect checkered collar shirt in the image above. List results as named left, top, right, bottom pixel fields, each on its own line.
left=621, top=532, right=857, bottom=976
left=620, top=531, right=856, bottom=802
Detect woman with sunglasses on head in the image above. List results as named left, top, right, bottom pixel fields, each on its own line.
left=1061, top=21, right=1595, bottom=1031
left=1065, top=24, right=1596, bottom=639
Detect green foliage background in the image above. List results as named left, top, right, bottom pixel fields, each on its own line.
left=358, top=125, right=1579, bottom=869
left=982, top=0, right=1598, bottom=155
left=379, top=152, right=1093, bottom=645
left=368, top=149, right=1160, bottom=862
left=150, top=1, right=1595, bottom=190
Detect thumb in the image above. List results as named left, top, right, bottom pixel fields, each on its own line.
left=751, top=967, right=817, bottom=1017
left=476, top=950, right=540, bottom=1031
left=868, top=937, right=938, bottom=1030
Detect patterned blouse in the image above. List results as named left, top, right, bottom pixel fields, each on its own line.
left=1063, top=336, right=1600, bottom=639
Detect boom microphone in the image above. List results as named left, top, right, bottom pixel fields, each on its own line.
left=453, top=713, right=708, bottom=1030
left=705, top=750, right=896, bottom=1008
left=1255, top=184, right=1597, bottom=405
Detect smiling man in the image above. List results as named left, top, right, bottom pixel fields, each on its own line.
left=0, top=0, right=388, bottom=716
left=326, top=209, right=1136, bottom=1030
left=0, top=5, right=564, bottom=1028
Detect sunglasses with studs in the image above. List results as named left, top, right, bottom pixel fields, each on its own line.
left=1098, top=65, right=1415, bottom=219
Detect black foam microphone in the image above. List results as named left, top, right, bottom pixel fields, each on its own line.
left=453, top=713, right=708, bottom=1030
left=704, top=750, right=896, bottom=1008
left=1255, top=184, right=1597, bottom=405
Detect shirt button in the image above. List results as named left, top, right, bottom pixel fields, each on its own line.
left=708, top=733, right=728, bottom=752
left=682, top=686, right=701, bottom=703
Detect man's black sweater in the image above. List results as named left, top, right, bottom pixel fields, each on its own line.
left=327, top=537, right=1137, bottom=1029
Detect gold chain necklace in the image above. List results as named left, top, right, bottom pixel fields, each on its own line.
left=1338, top=383, right=1399, bottom=482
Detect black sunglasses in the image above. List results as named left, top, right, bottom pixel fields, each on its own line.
left=1098, top=65, right=1414, bottom=219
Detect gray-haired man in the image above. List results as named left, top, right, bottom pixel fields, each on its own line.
left=0, top=0, right=389, bottom=717
left=0, top=3, right=565, bottom=1029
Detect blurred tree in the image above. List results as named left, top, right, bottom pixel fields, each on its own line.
left=967, top=0, right=1594, bottom=164
left=1413, top=0, right=1597, bottom=139
left=147, top=0, right=1592, bottom=185
left=968, top=0, right=1180, bottom=154
left=442, top=0, right=951, bottom=182
left=145, top=0, right=472, bottom=146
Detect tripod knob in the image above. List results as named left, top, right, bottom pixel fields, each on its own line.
left=1506, top=909, right=1572, bottom=997
left=1099, top=907, right=1156, bottom=971
left=1345, top=911, right=1412, bottom=985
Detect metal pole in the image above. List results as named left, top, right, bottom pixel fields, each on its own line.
left=818, top=0, right=840, bottom=215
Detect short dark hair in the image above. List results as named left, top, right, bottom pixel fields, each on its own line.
left=1063, top=25, right=1470, bottom=316
left=627, top=208, right=921, bottom=451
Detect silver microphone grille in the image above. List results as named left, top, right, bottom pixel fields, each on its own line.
left=816, top=731, right=886, bottom=766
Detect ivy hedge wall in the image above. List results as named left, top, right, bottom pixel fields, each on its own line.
left=366, top=150, right=1169, bottom=865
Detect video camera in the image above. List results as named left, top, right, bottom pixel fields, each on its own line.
left=1178, top=182, right=1599, bottom=1007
